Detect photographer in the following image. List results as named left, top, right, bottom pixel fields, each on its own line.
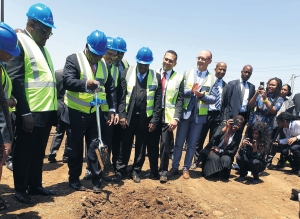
left=248, top=78, right=283, bottom=135
left=200, top=115, right=244, bottom=179
left=275, top=112, right=300, bottom=175
left=236, top=122, right=271, bottom=184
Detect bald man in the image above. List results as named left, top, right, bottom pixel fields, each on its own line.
left=168, top=50, right=217, bottom=179
left=192, top=62, right=228, bottom=168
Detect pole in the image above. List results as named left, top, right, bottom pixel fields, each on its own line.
left=0, top=0, right=4, bottom=22
left=291, top=74, right=295, bottom=97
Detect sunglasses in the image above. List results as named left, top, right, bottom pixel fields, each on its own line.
left=35, top=25, right=53, bottom=37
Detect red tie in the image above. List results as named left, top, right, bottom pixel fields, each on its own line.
left=161, top=72, right=167, bottom=94
left=90, top=64, right=97, bottom=75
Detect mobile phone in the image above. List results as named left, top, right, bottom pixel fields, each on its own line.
left=259, top=82, right=264, bottom=90
left=233, top=118, right=239, bottom=126
left=200, top=86, right=210, bottom=92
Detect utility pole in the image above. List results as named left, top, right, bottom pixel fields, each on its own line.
left=0, top=0, right=4, bottom=22
left=291, top=74, right=295, bottom=96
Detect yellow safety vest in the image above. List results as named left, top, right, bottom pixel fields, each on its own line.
left=157, top=69, right=184, bottom=124
left=183, top=70, right=215, bottom=115
left=64, top=52, right=108, bottom=114
left=121, top=59, right=129, bottom=69
left=101, top=64, right=119, bottom=112
left=0, top=64, right=14, bottom=112
left=125, top=66, right=157, bottom=117
left=17, top=33, right=57, bottom=112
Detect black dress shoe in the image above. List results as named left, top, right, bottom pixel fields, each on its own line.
left=93, top=185, right=102, bottom=194
left=69, top=181, right=86, bottom=191
left=5, top=161, right=13, bottom=171
left=62, top=156, right=68, bottom=163
left=48, top=157, right=57, bottom=163
left=145, top=173, right=159, bottom=180
left=83, top=172, right=92, bottom=180
left=132, top=175, right=140, bottom=183
left=28, top=187, right=56, bottom=196
left=167, top=168, right=179, bottom=177
left=15, top=192, right=33, bottom=204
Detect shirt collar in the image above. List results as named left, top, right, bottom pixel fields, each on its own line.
left=240, top=78, right=248, bottom=84
left=161, top=68, right=172, bottom=76
left=197, top=69, right=207, bottom=76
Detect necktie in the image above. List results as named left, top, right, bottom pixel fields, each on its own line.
left=161, top=72, right=167, bottom=94
left=138, top=74, right=143, bottom=82
left=241, top=81, right=246, bottom=100
left=212, top=81, right=220, bottom=110
left=90, top=64, right=97, bottom=75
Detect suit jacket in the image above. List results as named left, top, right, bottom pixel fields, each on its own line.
left=118, top=67, right=162, bottom=129
left=157, top=69, right=184, bottom=122
left=223, top=79, right=255, bottom=121
left=55, top=69, right=65, bottom=119
left=61, top=53, right=116, bottom=125
left=293, top=93, right=300, bottom=116
left=182, top=70, right=216, bottom=124
left=204, top=128, right=242, bottom=160
left=5, top=30, right=56, bottom=127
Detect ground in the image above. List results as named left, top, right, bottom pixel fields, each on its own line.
left=0, top=128, right=299, bottom=219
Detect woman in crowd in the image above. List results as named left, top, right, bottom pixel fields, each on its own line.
left=200, top=115, right=245, bottom=179
left=275, top=112, right=300, bottom=175
left=0, top=22, right=20, bottom=210
left=248, top=77, right=283, bottom=135
left=236, top=122, right=271, bottom=184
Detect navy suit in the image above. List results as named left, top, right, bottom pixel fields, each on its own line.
left=172, top=70, right=216, bottom=170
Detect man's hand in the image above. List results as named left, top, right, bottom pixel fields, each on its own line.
left=114, top=114, right=119, bottom=125
left=168, top=119, right=178, bottom=131
left=287, top=137, right=298, bottom=145
left=107, top=112, right=115, bottom=126
left=7, top=99, right=16, bottom=108
left=191, top=83, right=200, bottom=94
left=119, top=118, right=128, bottom=129
left=194, top=91, right=205, bottom=98
left=22, top=114, right=33, bottom=132
left=86, top=80, right=99, bottom=90
left=148, top=123, right=156, bottom=132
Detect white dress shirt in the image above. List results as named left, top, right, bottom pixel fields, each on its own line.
left=239, top=78, right=249, bottom=112
left=280, top=120, right=300, bottom=144
left=160, top=69, right=172, bottom=108
left=195, top=70, right=208, bottom=88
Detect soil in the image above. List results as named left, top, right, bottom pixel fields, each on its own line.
left=0, top=128, right=299, bottom=219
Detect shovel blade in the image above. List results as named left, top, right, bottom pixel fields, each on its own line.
left=94, top=146, right=114, bottom=176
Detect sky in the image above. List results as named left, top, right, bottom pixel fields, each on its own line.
left=2, top=0, right=300, bottom=96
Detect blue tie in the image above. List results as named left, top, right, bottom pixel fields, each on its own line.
left=212, top=80, right=221, bottom=110
left=138, top=74, right=143, bottom=82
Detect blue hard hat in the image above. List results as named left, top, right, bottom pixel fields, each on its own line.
left=26, top=3, right=56, bottom=29
left=115, top=37, right=127, bottom=53
left=106, top=37, right=118, bottom=51
left=136, top=47, right=153, bottom=64
left=87, top=30, right=107, bottom=56
left=0, top=22, right=20, bottom=56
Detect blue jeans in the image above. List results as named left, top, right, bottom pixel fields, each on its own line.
left=172, top=116, right=203, bottom=170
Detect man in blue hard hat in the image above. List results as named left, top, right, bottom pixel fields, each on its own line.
left=113, top=37, right=129, bottom=77
left=6, top=3, right=57, bottom=204
left=116, top=47, right=162, bottom=183
left=61, top=30, right=116, bottom=193
left=0, top=22, right=20, bottom=210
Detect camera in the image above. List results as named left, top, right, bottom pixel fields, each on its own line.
left=258, top=81, right=264, bottom=90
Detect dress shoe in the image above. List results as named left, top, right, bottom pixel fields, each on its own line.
left=5, top=161, right=13, bottom=171
left=48, top=157, right=57, bottom=163
left=83, top=172, right=93, bottom=180
left=160, top=175, right=168, bottom=183
left=62, top=156, right=68, bottom=163
left=238, top=176, right=246, bottom=182
left=132, top=175, right=140, bottom=183
left=190, top=163, right=197, bottom=170
left=69, top=181, right=86, bottom=191
left=15, top=192, right=33, bottom=204
left=145, top=173, right=159, bottom=180
left=28, top=187, right=56, bottom=196
left=112, top=173, right=122, bottom=183
left=93, top=185, right=102, bottom=194
left=275, top=162, right=285, bottom=168
left=182, top=170, right=190, bottom=179
left=252, top=179, right=259, bottom=184
left=291, top=188, right=300, bottom=200
left=167, top=168, right=179, bottom=177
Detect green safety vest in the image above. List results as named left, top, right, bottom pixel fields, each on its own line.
left=17, top=33, right=57, bottom=112
left=183, top=70, right=215, bottom=116
left=64, top=52, right=108, bottom=114
left=0, top=64, right=13, bottom=112
left=101, top=64, right=119, bottom=112
left=125, top=66, right=157, bottom=117
left=157, top=69, right=183, bottom=124
left=121, top=59, right=129, bottom=69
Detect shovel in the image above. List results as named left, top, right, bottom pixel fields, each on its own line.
left=92, top=92, right=115, bottom=176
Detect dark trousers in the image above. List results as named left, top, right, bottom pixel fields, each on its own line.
left=13, top=116, right=52, bottom=193
left=116, top=115, right=148, bottom=176
left=290, top=144, right=300, bottom=168
left=67, top=112, right=102, bottom=185
left=6, top=113, right=16, bottom=163
left=112, top=124, right=122, bottom=170
left=193, top=111, right=221, bottom=164
left=159, top=123, right=174, bottom=176
left=236, top=155, right=266, bottom=180
left=48, top=118, right=68, bottom=159
left=146, top=121, right=161, bottom=175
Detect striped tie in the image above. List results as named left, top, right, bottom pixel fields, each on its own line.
left=212, top=81, right=220, bottom=110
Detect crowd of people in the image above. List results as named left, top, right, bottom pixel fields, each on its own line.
left=0, top=2, right=299, bottom=211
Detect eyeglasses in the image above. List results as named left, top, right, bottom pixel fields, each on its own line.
left=35, top=25, right=53, bottom=37
left=117, top=51, right=125, bottom=55
left=196, top=56, right=210, bottom=61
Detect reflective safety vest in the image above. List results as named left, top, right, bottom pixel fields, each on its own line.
left=125, top=66, right=157, bottom=117
left=183, top=70, right=215, bottom=116
left=157, top=69, right=183, bottom=124
left=121, top=59, right=129, bottom=69
left=0, top=63, right=13, bottom=112
left=64, top=52, right=108, bottom=114
left=17, top=33, right=57, bottom=112
left=101, top=64, right=119, bottom=112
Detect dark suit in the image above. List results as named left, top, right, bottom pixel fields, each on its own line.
left=48, top=69, right=68, bottom=160
left=147, top=69, right=184, bottom=177
left=293, top=93, right=300, bottom=116
left=201, top=128, right=242, bottom=177
left=193, top=79, right=227, bottom=165
left=116, top=67, right=162, bottom=177
left=62, top=53, right=116, bottom=185
left=6, top=31, right=57, bottom=193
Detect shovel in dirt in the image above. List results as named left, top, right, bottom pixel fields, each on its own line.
left=91, top=92, right=115, bottom=177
